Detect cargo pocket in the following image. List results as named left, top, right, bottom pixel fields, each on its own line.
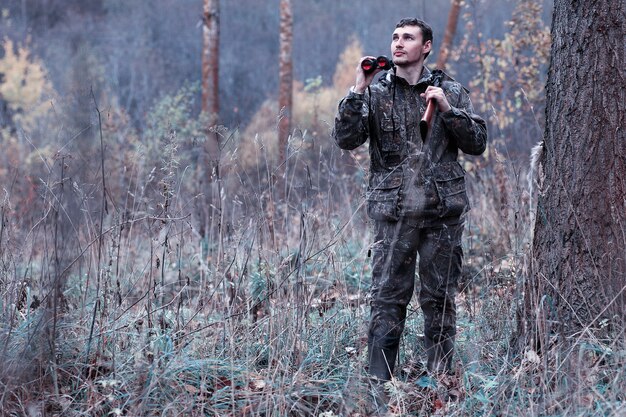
left=431, top=161, right=470, bottom=218
left=367, top=170, right=403, bottom=221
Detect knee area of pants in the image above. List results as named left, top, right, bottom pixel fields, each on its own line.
left=424, top=316, right=456, bottom=332
left=369, top=323, right=404, bottom=340
left=425, top=330, right=456, bottom=343
left=420, top=298, right=457, bottom=314
left=371, top=300, right=407, bottom=314
left=369, top=334, right=402, bottom=348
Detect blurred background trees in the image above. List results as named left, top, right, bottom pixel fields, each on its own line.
left=0, top=0, right=553, bottom=265
left=0, top=0, right=554, bottom=264
left=0, top=0, right=551, bottom=134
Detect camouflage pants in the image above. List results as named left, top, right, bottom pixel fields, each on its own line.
left=367, top=219, right=464, bottom=380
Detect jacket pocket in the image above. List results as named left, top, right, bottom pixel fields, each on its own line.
left=367, top=170, right=403, bottom=221
left=379, top=115, right=403, bottom=152
left=431, top=161, right=469, bottom=218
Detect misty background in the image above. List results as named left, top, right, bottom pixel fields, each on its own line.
left=0, top=0, right=552, bottom=133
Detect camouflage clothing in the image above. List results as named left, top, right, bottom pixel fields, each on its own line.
left=332, top=67, right=487, bottom=380
left=368, top=220, right=464, bottom=378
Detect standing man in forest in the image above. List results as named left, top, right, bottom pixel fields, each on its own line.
left=332, top=18, right=487, bottom=383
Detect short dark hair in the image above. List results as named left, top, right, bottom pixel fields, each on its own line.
left=395, top=18, right=433, bottom=58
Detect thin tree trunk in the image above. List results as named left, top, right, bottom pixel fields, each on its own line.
left=199, top=0, right=221, bottom=244
left=202, top=0, right=220, bottom=161
left=436, top=0, right=462, bottom=70
left=525, top=0, right=626, bottom=347
left=278, top=0, right=293, bottom=180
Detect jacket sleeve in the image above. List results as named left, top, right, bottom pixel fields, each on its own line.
left=440, top=87, right=487, bottom=156
left=331, top=89, right=370, bottom=150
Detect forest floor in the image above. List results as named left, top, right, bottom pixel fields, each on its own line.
left=1, top=141, right=624, bottom=416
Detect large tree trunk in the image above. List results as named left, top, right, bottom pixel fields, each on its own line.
left=278, top=0, right=293, bottom=179
left=435, top=0, right=462, bottom=70
left=526, top=0, right=626, bottom=346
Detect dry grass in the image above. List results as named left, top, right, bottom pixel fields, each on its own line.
left=1, top=91, right=624, bottom=417
left=1, top=122, right=624, bottom=417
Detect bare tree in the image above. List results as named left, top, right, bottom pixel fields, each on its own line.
left=436, top=0, right=462, bottom=70
left=278, top=0, right=293, bottom=178
left=199, top=0, right=221, bottom=245
left=524, top=0, right=626, bottom=347
left=202, top=0, right=220, bottom=161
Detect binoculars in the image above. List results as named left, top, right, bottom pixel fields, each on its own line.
left=361, top=56, right=394, bottom=74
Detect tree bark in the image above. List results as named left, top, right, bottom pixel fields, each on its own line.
left=199, top=0, right=221, bottom=242
left=435, top=0, right=462, bottom=70
left=202, top=0, right=220, bottom=120
left=202, top=0, right=220, bottom=161
left=526, top=0, right=626, bottom=345
left=278, top=0, right=293, bottom=179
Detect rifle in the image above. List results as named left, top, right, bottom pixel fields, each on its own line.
left=419, top=70, right=444, bottom=141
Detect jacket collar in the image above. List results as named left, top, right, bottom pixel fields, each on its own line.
left=380, top=67, right=468, bottom=96
left=384, top=66, right=435, bottom=87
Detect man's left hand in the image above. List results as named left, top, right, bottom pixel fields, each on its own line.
left=421, top=86, right=451, bottom=113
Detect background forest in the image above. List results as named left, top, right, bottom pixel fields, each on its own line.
left=1, top=0, right=624, bottom=416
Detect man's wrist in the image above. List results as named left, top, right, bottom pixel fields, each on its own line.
left=350, top=85, right=366, bottom=95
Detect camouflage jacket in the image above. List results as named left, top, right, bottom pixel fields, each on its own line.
left=332, top=67, right=487, bottom=225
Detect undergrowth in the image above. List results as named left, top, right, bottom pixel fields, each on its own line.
left=0, top=117, right=624, bottom=417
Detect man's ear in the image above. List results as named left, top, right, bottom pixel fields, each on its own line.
left=423, top=39, right=432, bottom=54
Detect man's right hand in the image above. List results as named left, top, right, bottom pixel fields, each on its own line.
left=354, top=56, right=381, bottom=94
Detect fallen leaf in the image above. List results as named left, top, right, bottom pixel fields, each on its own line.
left=250, top=379, right=266, bottom=390
left=434, top=398, right=444, bottom=410
left=345, top=346, right=357, bottom=355
left=525, top=349, right=541, bottom=365
left=184, top=384, right=199, bottom=394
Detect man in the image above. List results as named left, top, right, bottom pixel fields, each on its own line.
left=332, top=18, right=487, bottom=382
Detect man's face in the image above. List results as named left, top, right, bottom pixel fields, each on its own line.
left=390, top=25, right=431, bottom=67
